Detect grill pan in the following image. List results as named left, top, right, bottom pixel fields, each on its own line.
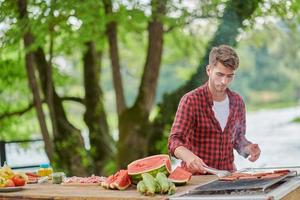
left=186, top=171, right=297, bottom=195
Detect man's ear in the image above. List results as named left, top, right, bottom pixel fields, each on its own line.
left=206, top=65, right=210, bottom=76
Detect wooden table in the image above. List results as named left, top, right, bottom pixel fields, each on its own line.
left=0, top=176, right=216, bottom=200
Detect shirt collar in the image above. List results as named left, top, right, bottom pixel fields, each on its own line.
left=204, top=81, right=234, bottom=107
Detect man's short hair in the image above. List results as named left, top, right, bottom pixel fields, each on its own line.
left=209, top=45, right=239, bottom=70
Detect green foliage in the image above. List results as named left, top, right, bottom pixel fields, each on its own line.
left=0, top=49, right=39, bottom=141
left=232, top=22, right=300, bottom=108
left=102, top=158, right=117, bottom=176
left=0, top=0, right=300, bottom=173
left=0, top=110, right=39, bottom=141
left=292, top=117, right=300, bottom=123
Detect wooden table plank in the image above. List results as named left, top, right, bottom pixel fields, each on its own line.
left=282, top=187, right=300, bottom=200
left=0, top=175, right=216, bottom=200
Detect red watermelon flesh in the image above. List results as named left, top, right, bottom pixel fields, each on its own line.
left=109, top=171, right=120, bottom=189
left=127, top=154, right=172, bottom=184
left=102, top=174, right=117, bottom=189
left=168, top=167, right=192, bottom=186
left=102, top=170, right=131, bottom=190
left=111, top=170, right=131, bottom=190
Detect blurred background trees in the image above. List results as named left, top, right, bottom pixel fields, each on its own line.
left=0, top=0, right=299, bottom=175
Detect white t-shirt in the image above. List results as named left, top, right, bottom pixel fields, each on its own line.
left=212, top=95, right=229, bottom=131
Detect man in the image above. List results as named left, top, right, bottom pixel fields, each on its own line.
left=168, top=45, right=261, bottom=174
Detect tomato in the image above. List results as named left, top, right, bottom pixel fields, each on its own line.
left=12, top=175, right=26, bottom=186
left=5, top=179, right=15, bottom=187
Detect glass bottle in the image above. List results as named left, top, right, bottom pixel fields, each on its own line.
left=37, top=163, right=53, bottom=179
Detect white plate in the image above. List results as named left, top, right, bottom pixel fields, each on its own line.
left=0, top=186, right=24, bottom=192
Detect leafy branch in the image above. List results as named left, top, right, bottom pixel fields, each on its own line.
left=0, top=96, right=84, bottom=120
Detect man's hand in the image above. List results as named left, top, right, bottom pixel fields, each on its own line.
left=174, top=146, right=207, bottom=174
left=185, top=154, right=207, bottom=174
left=246, top=143, right=261, bottom=162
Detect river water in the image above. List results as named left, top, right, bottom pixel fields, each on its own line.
left=234, top=106, right=300, bottom=170
left=5, top=106, right=300, bottom=170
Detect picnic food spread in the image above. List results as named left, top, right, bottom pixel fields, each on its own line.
left=0, top=155, right=298, bottom=200
left=0, top=163, right=28, bottom=188
left=62, top=175, right=106, bottom=186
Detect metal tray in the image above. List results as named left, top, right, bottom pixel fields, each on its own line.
left=186, top=171, right=297, bottom=195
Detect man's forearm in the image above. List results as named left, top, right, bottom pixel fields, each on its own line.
left=174, top=146, right=196, bottom=162
left=174, top=146, right=207, bottom=173
left=235, top=137, right=252, bottom=158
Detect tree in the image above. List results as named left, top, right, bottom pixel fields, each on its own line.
left=17, top=0, right=54, bottom=162
left=2, top=0, right=114, bottom=175
left=28, top=1, right=114, bottom=175
left=15, top=0, right=90, bottom=175
left=83, top=41, right=114, bottom=174
left=103, top=0, right=167, bottom=168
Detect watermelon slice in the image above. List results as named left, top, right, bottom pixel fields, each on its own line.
left=110, top=170, right=131, bottom=190
left=168, top=167, right=192, bottom=186
left=102, top=170, right=131, bottom=190
left=127, top=154, right=172, bottom=184
left=101, top=174, right=117, bottom=189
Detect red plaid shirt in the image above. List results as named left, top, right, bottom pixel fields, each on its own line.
left=168, top=82, right=251, bottom=172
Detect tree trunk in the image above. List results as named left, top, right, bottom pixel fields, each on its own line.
left=117, top=106, right=149, bottom=168
left=83, top=41, right=114, bottom=175
left=46, top=0, right=59, bottom=144
left=148, top=0, right=261, bottom=155
left=17, top=0, right=54, bottom=162
left=134, top=0, right=165, bottom=113
left=104, top=0, right=126, bottom=116
left=34, top=47, right=89, bottom=176
left=117, top=0, right=166, bottom=168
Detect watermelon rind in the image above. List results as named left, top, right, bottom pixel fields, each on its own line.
left=127, top=154, right=171, bottom=184
left=168, top=178, right=189, bottom=186
left=112, top=179, right=131, bottom=190
left=103, top=170, right=131, bottom=190
left=168, top=166, right=192, bottom=186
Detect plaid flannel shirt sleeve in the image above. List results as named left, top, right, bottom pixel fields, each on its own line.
left=233, top=99, right=252, bottom=158
left=168, top=95, right=194, bottom=157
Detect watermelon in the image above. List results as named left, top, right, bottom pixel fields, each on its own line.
left=168, top=167, right=192, bottom=186
left=102, top=170, right=131, bottom=190
left=102, top=174, right=117, bottom=189
left=127, top=154, right=172, bottom=184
